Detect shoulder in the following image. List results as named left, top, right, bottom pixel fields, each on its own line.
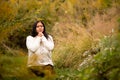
left=48, top=35, right=53, bottom=40
left=48, top=35, right=53, bottom=38
left=48, top=35, right=53, bottom=39
left=26, top=35, right=34, bottom=40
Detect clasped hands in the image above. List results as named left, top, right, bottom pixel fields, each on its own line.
left=37, top=32, right=43, bottom=37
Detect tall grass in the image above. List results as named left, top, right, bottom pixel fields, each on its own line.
left=52, top=22, right=94, bottom=69
left=0, top=0, right=120, bottom=79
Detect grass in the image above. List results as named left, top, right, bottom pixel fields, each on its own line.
left=52, top=22, right=95, bottom=69
left=0, top=1, right=119, bottom=80
left=0, top=55, right=54, bottom=80
left=0, top=54, right=80, bottom=80
left=0, top=55, right=29, bottom=77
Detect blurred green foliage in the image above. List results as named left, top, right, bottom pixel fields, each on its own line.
left=77, top=33, right=120, bottom=80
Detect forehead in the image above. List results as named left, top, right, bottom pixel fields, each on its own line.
left=37, top=22, right=43, bottom=25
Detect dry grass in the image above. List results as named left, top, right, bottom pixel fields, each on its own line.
left=87, top=7, right=118, bottom=39
left=0, top=0, right=119, bottom=79
left=51, top=6, right=119, bottom=69
left=52, top=21, right=94, bottom=68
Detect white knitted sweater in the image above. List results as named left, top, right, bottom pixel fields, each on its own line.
left=26, top=35, right=54, bottom=67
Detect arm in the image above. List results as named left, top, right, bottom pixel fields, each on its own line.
left=42, top=35, right=54, bottom=51
left=26, top=36, right=41, bottom=52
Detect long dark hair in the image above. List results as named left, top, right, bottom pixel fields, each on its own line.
left=31, top=20, right=49, bottom=39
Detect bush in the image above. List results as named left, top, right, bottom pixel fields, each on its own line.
left=77, top=33, right=120, bottom=80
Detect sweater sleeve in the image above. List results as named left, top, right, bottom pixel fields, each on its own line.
left=26, top=36, right=41, bottom=52
left=41, top=35, right=54, bottom=51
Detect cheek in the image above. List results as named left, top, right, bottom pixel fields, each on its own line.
left=42, top=27, right=44, bottom=30
left=36, top=28, right=39, bottom=33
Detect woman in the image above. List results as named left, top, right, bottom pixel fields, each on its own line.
left=26, top=20, right=55, bottom=78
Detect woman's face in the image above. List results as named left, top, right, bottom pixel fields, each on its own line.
left=36, top=22, right=44, bottom=33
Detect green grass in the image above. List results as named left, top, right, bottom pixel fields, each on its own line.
left=0, top=55, right=52, bottom=80
left=0, top=55, right=29, bottom=77
left=0, top=55, right=80, bottom=80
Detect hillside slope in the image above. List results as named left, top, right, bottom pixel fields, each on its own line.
left=0, top=0, right=120, bottom=79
